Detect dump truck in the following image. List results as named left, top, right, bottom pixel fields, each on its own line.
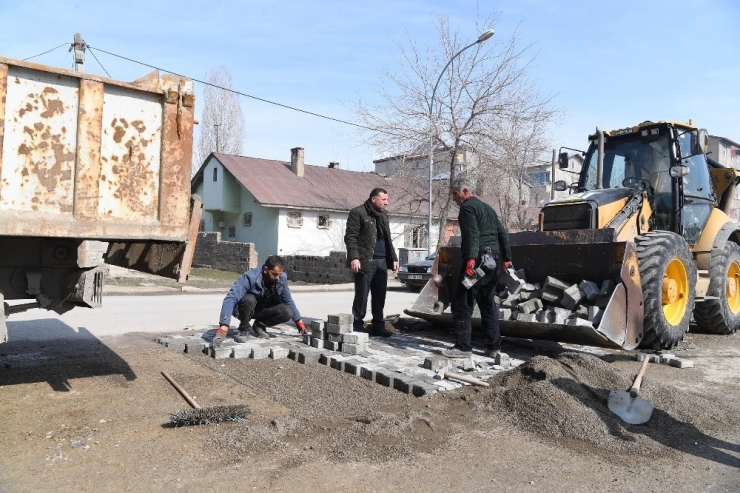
left=407, top=120, right=740, bottom=350
left=0, top=56, right=202, bottom=343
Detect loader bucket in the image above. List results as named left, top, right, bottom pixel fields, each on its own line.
left=404, top=229, right=645, bottom=350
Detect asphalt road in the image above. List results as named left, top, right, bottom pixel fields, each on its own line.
left=6, top=287, right=422, bottom=342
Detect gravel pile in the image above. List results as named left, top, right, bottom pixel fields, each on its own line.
left=479, top=352, right=740, bottom=456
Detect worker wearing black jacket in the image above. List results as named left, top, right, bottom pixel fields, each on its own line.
left=344, top=188, right=399, bottom=337
left=441, top=178, right=512, bottom=359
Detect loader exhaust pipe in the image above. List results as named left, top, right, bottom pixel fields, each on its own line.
left=596, top=127, right=604, bottom=189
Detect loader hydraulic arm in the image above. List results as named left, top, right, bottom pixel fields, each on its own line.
left=605, top=185, right=653, bottom=241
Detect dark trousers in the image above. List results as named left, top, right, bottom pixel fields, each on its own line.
left=352, top=258, right=388, bottom=332
left=450, top=266, right=501, bottom=352
left=237, top=293, right=292, bottom=331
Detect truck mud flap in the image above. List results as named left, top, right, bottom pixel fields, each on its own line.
left=405, top=229, right=644, bottom=350
left=105, top=195, right=203, bottom=282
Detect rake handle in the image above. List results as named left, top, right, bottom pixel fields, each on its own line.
left=161, top=371, right=201, bottom=409
left=629, top=357, right=650, bottom=398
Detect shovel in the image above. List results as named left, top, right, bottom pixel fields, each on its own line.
left=608, top=357, right=655, bottom=424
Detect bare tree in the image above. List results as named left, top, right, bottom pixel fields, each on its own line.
left=353, top=13, right=559, bottom=244
left=193, top=66, right=245, bottom=175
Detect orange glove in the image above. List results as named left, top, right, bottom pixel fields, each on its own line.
left=465, top=259, right=476, bottom=277
left=503, top=260, right=513, bottom=271
left=295, top=319, right=307, bottom=334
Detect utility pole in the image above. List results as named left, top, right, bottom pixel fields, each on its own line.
left=73, top=33, right=85, bottom=72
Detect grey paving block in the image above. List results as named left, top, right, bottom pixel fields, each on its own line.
left=499, top=308, right=513, bottom=320
left=659, top=353, right=676, bottom=364
left=342, top=342, right=368, bottom=355
left=360, top=365, right=377, bottom=381
left=251, top=347, right=270, bottom=359
left=232, top=345, right=254, bottom=359
left=667, top=358, right=694, bottom=369
left=330, top=355, right=346, bottom=371
left=561, top=284, right=585, bottom=310
left=494, top=352, right=510, bottom=367
left=325, top=340, right=342, bottom=351
left=327, top=333, right=343, bottom=343
left=411, top=380, right=439, bottom=397
left=636, top=352, right=660, bottom=363
left=423, top=355, right=451, bottom=371
left=311, top=328, right=326, bottom=339
left=543, top=276, right=569, bottom=292
left=595, top=295, right=611, bottom=309
left=575, top=305, right=589, bottom=319
left=327, top=313, right=353, bottom=325
left=342, top=332, right=369, bottom=344
left=318, top=353, right=331, bottom=365
left=518, top=298, right=543, bottom=314
left=375, top=368, right=393, bottom=387
left=519, top=288, right=542, bottom=301
left=501, top=268, right=525, bottom=294
left=579, top=280, right=600, bottom=301
left=343, top=359, right=363, bottom=376
left=588, top=306, right=604, bottom=325
left=166, top=340, right=187, bottom=352
left=185, top=339, right=208, bottom=353
left=600, top=279, right=616, bottom=296
left=536, top=310, right=554, bottom=323
left=326, top=322, right=353, bottom=335
left=296, top=349, right=322, bottom=364
left=565, top=317, right=593, bottom=329
left=310, top=337, right=325, bottom=349
left=210, top=346, right=233, bottom=359
left=270, top=347, right=289, bottom=360
left=302, top=334, right=311, bottom=345
left=393, top=375, right=412, bottom=394
left=515, top=313, right=537, bottom=322
left=310, top=320, right=324, bottom=331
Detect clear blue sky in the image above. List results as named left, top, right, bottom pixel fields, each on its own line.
left=1, top=0, right=738, bottom=171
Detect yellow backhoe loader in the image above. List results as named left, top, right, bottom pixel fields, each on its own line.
left=407, top=120, right=740, bottom=350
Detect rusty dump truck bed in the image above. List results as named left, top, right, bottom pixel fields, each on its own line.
left=0, top=56, right=195, bottom=242
left=0, top=56, right=201, bottom=282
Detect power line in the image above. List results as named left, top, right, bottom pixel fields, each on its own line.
left=86, top=45, right=393, bottom=135
left=84, top=43, right=111, bottom=78
left=22, top=42, right=69, bottom=61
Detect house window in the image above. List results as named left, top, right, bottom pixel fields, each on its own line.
left=228, top=226, right=236, bottom=239
left=242, top=212, right=252, bottom=227
left=317, top=215, right=331, bottom=229
left=287, top=212, right=303, bottom=228
left=524, top=171, right=551, bottom=186
left=404, top=224, right=428, bottom=248
left=198, top=220, right=205, bottom=232
left=213, top=167, right=218, bottom=182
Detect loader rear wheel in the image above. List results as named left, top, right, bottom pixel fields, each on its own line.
left=635, top=231, right=696, bottom=349
left=693, top=241, right=740, bottom=334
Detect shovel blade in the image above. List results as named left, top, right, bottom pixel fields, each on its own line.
left=608, top=390, right=654, bottom=425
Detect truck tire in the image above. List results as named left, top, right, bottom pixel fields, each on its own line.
left=635, top=231, right=696, bottom=349
left=693, top=242, right=740, bottom=334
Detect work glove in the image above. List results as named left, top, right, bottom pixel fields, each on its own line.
left=295, top=319, right=307, bottom=334
left=465, top=259, right=476, bottom=277
left=503, top=260, right=513, bottom=271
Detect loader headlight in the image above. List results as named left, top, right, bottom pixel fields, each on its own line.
left=399, top=266, right=408, bottom=272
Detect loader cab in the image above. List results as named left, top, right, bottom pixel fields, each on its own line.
left=578, top=123, right=715, bottom=244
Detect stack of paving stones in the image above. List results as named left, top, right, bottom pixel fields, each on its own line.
left=157, top=319, right=522, bottom=398
left=497, top=267, right=616, bottom=330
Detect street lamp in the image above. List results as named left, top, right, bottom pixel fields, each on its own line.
left=427, top=28, right=494, bottom=255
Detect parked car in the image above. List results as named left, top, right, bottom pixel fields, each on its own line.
left=397, top=252, right=436, bottom=291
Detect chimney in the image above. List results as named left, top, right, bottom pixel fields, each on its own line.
left=290, top=147, right=304, bottom=177
left=328, top=161, right=340, bottom=169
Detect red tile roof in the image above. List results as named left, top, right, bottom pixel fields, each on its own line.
left=197, top=153, right=450, bottom=217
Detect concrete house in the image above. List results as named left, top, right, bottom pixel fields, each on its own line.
left=191, top=148, right=441, bottom=264
left=708, top=135, right=740, bottom=221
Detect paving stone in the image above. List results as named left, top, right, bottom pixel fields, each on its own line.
left=579, top=280, right=600, bottom=301
left=232, top=345, right=254, bottom=359
left=519, top=288, right=542, bottom=301
left=310, top=320, right=324, bottom=331
left=575, top=305, right=589, bottom=319
left=330, top=355, right=346, bottom=371
left=518, top=298, right=543, bottom=314
left=302, top=334, right=311, bottom=345
left=326, top=333, right=343, bottom=343
left=310, top=337, right=325, bottom=349
left=360, top=365, right=377, bottom=381
left=295, top=349, right=322, bottom=364
left=667, top=358, right=694, bottom=369
left=501, top=268, right=525, bottom=294
left=561, top=284, right=585, bottom=310
left=327, top=313, right=353, bottom=325
left=536, top=310, right=554, bottom=323
left=251, top=347, right=270, bottom=359
left=565, top=317, right=593, bottom=329
left=342, top=332, right=369, bottom=344
left=459, top=357, right=476, bottom=371
left=393, top=375, right=413, bottom=394
left=311, top=328, right=326, bottom=339
left=600, top=279, right=616, bottom=296
left=588, top=306, right=605, bottom=325
left=636, top=352, right=661, bottom=363
left=342, top=342, right=368, bottom=355
left=595, top=295, right=611, bottom=309
left=166, top=340, right=187, bottom=352
left=495, top=352, right=510, bottom=367
left=499, top=308, right=513, bottom=320
left=210, top=345, right=233, bottom=359
left=326, top=322, right=353, bottom=335
left=515, top=313, right=537, bottom=322
left=375, top=367, right=393, bottom=387
left=185, top=339, right=208, bottom=353
left=343, top=359, right=363, bottom=376
left=411, top=380, right=439, bottom=397
left=423, top=355, right=451, bottom=371
left=325, top=340, right=342, bottom=351
left=270, top=347, right=289, bottom=360
left=659, top=353, right=676, bottom=364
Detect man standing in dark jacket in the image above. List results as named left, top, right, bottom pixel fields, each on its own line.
left=212, top=255, right=307, bottom=347
left=441, top=178, right=512, bottom=359
left=344, top=188, right=399, bottom=337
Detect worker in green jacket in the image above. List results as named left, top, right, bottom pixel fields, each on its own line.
left=441, top=178, right=512, bottom=359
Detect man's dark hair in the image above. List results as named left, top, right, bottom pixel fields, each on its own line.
left=369, top=187, right=388, bottom=199
left=264, top=255, right=285, bottom=270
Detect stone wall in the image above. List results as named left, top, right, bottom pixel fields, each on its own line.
left=282, top=251, right=353, bottom=284
left=192, top=232, right=258, bottom=273
left=193, top=233, right=352, bottom=283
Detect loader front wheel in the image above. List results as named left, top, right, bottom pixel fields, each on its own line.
left=635, top=231, right=696, bottom=349
left=693, top=241, right=740, bottom=334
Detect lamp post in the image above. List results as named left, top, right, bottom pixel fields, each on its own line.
left=427, top=28, right=494, bottom=255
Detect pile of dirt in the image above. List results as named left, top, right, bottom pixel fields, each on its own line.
left=479, top=352, right=740, bottom=459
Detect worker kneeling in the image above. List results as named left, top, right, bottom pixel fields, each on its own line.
left=213, top=255, right=306, bottom=347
